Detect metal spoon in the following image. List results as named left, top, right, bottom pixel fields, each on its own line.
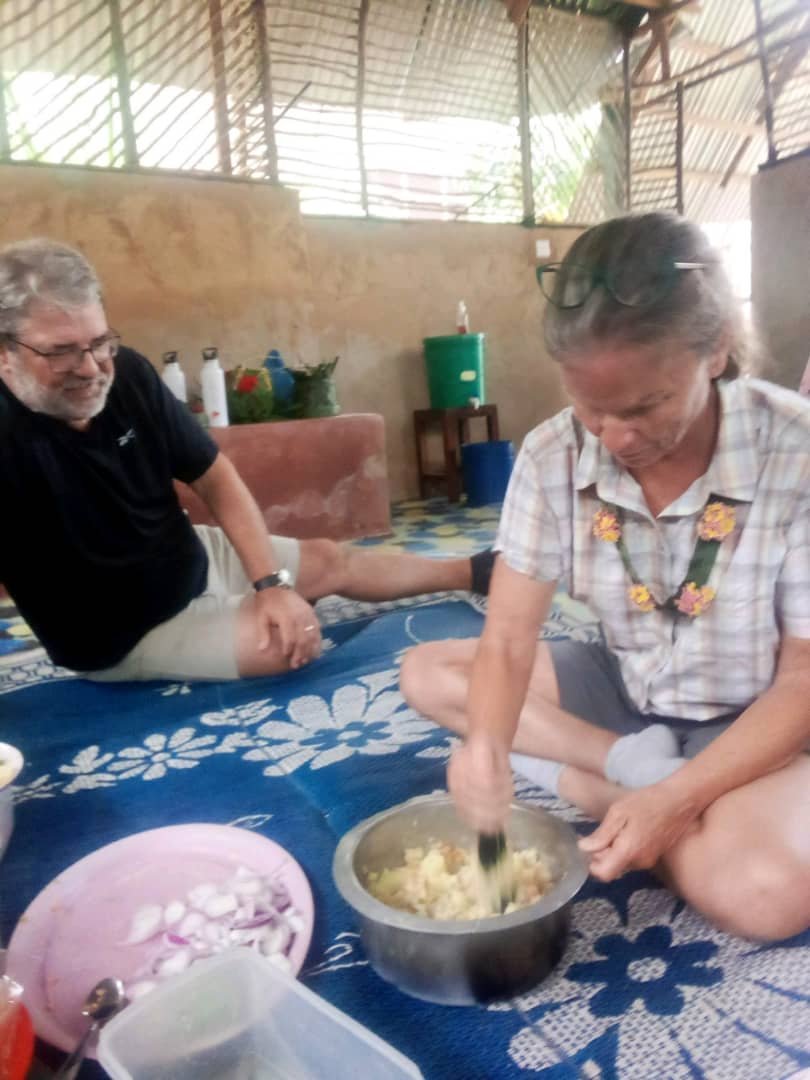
left=478, top=830, right=515, bottom=914
left=54, top=976, right=127, bottom=1080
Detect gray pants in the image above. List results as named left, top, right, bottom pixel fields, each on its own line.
left=549, top=640, right=742, bottom=757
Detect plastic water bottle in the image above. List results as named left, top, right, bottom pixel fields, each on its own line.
left=263, top=349, right=295, bottom=407
left=200, top=347, right=229, bottom=427
left=161, top=351, right=187, bottom=403
left=456, top=300, right=469, bottom=334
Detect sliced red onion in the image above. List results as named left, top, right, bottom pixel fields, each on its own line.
left=163, top=932, right=190, bottom=948
left=122, top=871, right=301, bottom=1000
left=232, top=913, right=276, bottom=931
left=178, top=911, right=207, bottom=938
left=202, top=892, right=238, bottom=919
left=231, top=876, right=265, bottom=898
left=155, top=948, right=193, bottom=977
left=163, top=900, right=186, bottom=927
left=187, top=882, right=218, bottom=910
left=122, top=904, right=163, bottom=945
left=286, top=913, right=304, bottom=934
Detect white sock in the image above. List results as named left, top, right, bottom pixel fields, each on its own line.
left=605, top=724, right=684, bottom=788
left=622, top=756, right=687, bottom=788
left=509, top=753, right=564, bottom=796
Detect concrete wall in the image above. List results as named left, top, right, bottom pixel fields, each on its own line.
left=751, top=153, right=810, bottom=391
left=0, top=163, right=579, bottom=500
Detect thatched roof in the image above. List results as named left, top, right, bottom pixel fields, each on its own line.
left=1, top=0, right=807, bottom=224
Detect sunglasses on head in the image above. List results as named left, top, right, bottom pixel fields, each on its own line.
left=536, top=260, right=708, bottom=309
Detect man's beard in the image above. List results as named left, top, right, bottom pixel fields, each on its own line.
left=5, top=360, right=113, bottom=423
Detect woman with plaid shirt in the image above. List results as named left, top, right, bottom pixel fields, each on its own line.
left=402, top=212, right=810, bottom=941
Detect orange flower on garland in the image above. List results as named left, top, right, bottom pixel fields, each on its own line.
left=628, top=584, right=656, bottom=612
left=697, top=501, right=736, bottom=541
left=593, top=507, right=622, bottom=543
left=675, top=582, right=716, bottom=617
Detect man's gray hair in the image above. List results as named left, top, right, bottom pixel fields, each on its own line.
left=543, top=212, right=758, bottom=380
left=0, top=238, right=102, bottom=337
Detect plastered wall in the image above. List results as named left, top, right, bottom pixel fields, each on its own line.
left=0, top=163, right=579, bottom=500
left=751, top=153, right=810, bottom=392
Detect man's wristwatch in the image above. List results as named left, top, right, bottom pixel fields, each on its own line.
left=253, top=569, right=294, bottom=591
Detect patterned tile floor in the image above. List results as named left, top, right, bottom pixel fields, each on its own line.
left=352, top=496, right=501, bottom=557
left=0, top=499, right=501, bottom=664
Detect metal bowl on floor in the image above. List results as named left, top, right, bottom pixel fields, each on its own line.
left=332, top=794, right=588, bottom=1006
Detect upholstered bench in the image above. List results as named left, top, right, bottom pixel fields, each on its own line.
left=176, top=414, right=392, bottom=541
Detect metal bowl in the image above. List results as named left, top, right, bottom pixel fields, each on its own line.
left=333, top=794, right=588, bottom=1006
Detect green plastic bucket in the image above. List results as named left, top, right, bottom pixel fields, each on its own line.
left=423, top=334, right=485, bottom=409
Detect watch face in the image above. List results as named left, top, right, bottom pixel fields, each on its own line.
left=277, top=568, right=293, bottom=587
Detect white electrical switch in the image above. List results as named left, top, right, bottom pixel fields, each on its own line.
left=535, top=238, right=552, bottom=259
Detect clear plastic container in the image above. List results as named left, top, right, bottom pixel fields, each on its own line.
left=98, top=950, right=422, bottom=1080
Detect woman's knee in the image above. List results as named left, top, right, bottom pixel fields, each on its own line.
left=399, top=643, right=445, bottom=711
left=680, top=846, right=810, bottom=941
left=399, top=640, right=472, bottom=718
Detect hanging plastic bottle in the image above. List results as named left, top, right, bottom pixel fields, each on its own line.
left=161, top=351, right=188, bottom=403
left=456, top=300, right=469, bottom=334
left=200, top=346, right=229, bottom=427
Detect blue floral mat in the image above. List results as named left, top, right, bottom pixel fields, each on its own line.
left=1, top=598, right=808, bottom=1080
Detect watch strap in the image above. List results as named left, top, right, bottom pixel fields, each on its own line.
left=253, top=571, right=291, bottom=591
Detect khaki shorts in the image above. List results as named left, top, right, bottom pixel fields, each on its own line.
left=86, top=525, right=301, bottom=683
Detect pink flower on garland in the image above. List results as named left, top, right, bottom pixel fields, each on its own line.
left=676, top=582, right=716, bottom=617
left=697, top=501, right=736, bottom=542
left=593, top=508, right=622, bottom=544
left=629, top=584, right=656, bottom=612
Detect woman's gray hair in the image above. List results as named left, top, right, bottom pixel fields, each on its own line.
left=543, top=212, right=757, bottom=379
left=0, top=238, right=102, bottom=337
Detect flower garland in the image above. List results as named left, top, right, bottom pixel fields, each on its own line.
left=593, top=497, right=737, bottom=617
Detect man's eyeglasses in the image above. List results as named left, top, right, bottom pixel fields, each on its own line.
left=536, top=260, right=708, bottom=310
left=4, top=331, right=120, bottom=374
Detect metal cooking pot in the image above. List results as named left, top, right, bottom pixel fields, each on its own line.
left=333, top=794, right=588, bottom=1006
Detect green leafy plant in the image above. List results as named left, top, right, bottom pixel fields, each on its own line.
left=290, top=357, right=340, bottom=418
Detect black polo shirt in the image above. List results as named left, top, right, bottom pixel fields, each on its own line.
left=0, top=347, right=219, bottom=670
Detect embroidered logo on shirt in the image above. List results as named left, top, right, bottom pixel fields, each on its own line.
left=117, top=428, right=136, bottom=447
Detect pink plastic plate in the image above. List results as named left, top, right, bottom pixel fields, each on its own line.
left=7, top=823, right=314, bottom=1055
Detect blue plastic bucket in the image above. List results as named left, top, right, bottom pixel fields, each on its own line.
left=461, top=440, right=515, bottom=507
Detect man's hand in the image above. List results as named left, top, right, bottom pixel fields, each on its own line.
left=253, top=589, right=322, bottom=670
left=447, top=735, right=513, bottom=834
left=579, top=782, right=701, bottom=881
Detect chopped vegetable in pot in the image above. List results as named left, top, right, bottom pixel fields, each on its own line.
left=365, top=842, right=553, bottom=920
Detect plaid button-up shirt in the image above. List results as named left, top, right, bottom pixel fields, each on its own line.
left=496, top=378, right=810, bottom=720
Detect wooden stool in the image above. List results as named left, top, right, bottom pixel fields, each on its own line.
left=413, top=404, right=500, bottom=502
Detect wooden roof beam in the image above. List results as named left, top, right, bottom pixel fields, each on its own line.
left=636, top=104, right=762, bottom=137
left=635, top=165, right=749, bottom=185
left=625, top=0, right=698, bottom=11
